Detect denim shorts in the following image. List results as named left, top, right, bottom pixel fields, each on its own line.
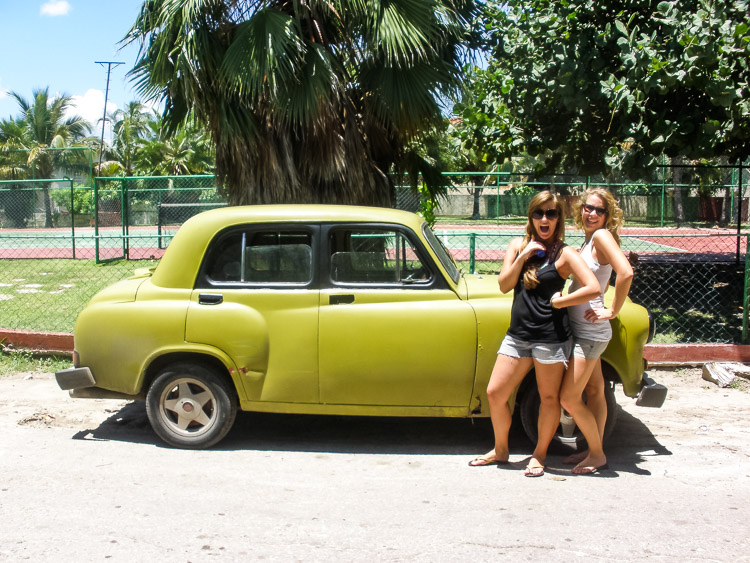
left=572, top=337, right=609, bottom=360
left=498, top=333, right=572, bottom=365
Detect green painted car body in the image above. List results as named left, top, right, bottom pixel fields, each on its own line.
left=56, top=205, right=663, bottom=448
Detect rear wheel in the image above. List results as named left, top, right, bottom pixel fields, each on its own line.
left=146, top=362, right=237, bottom=449
left=519, top=373, right=617, bottom=450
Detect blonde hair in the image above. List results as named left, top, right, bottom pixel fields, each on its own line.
left=571, top=187, right=624, bottom=246
left=521, top=191, right=566, bottom=290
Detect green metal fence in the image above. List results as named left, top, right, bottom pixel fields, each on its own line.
left=1, top=171, right=749, bottom=344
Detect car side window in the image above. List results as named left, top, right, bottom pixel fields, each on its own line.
left=329, top=228, right=430, bottom=285
left=203, top=230, right=313, bottom=285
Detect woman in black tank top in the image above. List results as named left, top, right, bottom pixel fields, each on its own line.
left=469, top=191, right=600, bottom=477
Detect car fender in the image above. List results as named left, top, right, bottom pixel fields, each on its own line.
left=601, top=298, right=650, bottom=397
left=185, top=298, right=270, bottom=400
left=136, top=343, right=244, bottom=399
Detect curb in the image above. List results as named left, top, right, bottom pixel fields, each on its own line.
left=644, top=343, right=750, bottom=365
left=2, top=329, right=749, bottom=366
left=0, top=329, right=74, bottom=356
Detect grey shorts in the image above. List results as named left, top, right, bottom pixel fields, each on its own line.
left=498, top=333, right=572, bottom=366
left=572, top=337, right=609, bottom=360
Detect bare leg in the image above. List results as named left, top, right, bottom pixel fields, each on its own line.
left=560, top=356, right=607, bottom=472
left=470, top=354, right=532, bottom=466
left=586, top=361, right=608, bottom=444
left=526, top=360, right=565, bottom=476
left=563, top=360, right=607, bottom=465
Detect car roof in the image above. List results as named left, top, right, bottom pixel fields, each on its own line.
left=182, top=204, right=425, bottom=230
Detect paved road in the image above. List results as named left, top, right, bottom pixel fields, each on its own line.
left=1, top=368, right=748, bottom=561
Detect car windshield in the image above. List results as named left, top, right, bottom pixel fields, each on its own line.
left=422, top=223, right=460, bottom=283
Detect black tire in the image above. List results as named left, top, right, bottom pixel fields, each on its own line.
left=519, top=372, right=617, bottom=451
left=146, top=362, right=237, bottom=449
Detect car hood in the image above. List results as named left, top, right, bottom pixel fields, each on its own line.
left=462, top=273, right=505, bottom=300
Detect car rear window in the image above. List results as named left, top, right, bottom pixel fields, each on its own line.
left=202, top=230, right=313, bottom=285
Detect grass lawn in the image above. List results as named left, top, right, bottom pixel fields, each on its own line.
left=0, top=259, right=158, bottom=333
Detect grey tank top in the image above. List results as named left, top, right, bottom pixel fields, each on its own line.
left=568, top=230, right=613, bottom=341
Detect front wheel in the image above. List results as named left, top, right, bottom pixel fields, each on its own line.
left=519, top=375, right=617, bottom=451
left=146, top=363, right=237, bottom=449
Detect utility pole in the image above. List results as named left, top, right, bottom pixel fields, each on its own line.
left=95, top=61, right=124, bottom=172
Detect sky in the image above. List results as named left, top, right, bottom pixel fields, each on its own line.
left=0, top=0, right=153, bottom=139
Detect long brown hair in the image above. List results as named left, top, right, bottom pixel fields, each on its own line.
left=521, top=191, right=566, bottom=289
left=571, top=187, right=624, bottom=246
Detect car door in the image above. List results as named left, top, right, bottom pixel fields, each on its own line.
left=318, top=224, right=477, bottom=409
left=185, top=225, right=320, bottom=403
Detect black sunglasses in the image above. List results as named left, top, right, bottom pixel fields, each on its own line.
left=583, top=203, right=607, bottom=216
left=532, top=208, right=559, bottom=220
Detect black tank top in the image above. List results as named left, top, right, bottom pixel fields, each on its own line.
left=507, top=245, right=571, bottom=343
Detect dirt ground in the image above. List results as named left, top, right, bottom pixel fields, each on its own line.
left=1, top=366, right=749, bottom=561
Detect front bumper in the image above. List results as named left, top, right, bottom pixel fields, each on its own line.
left=636, top=373, right=668, bottom=408
left=55, top=367, right=95, bottom=391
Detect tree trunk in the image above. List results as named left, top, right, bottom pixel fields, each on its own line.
left=720, top=185, right=732, bottom=226
left=42, top=183, right=53, bottom=228
left=471, top=184, right=483, bottom=220
left=672, top=157, right=685, bottom=224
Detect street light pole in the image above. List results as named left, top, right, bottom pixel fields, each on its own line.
left=95, top=61, right=124, bottom=172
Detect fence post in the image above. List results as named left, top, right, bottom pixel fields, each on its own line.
left=661, top=155, right=666, bottom=227
left=744, top=234, right=750, bottom=344
left=67, top=178, right=76, bottom=260
left=495, top=173, right=500, bottom=225
left=94, top=177, right=100, bottom=263
left=122, top=179, right=129, bottom=259
left=469, top=233, right=476, bottom=274
left=738, top=162, right=743, bottom=264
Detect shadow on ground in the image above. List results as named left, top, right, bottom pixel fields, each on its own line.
left=71, top=400, right=671, bottom=476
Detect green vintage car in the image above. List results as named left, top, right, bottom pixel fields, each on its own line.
left=55, top=205, right=666, bottom=449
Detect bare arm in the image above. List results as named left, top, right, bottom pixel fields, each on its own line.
left=550, top=246, right=601, bottom=309
left=497, top=237, right=545, bottom=294
left=586, top=230, right=634, bottom=321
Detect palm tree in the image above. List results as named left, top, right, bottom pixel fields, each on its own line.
left=0, top=88, right=90, bottom=226
left=97, top=101, right=153, bottom=177
left=135, top=115, right=215, bottom=176
left=124, top=0, right=479, bottom=206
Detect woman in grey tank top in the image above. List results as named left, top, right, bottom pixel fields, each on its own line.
left=559, top=188, right=634, bottom=474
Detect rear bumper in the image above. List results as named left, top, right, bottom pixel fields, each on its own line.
left=636, top=373, right=668, bottom=408
left=55, top=367, right=95, bottom=391
left=55, top=366, right=144, bottom=400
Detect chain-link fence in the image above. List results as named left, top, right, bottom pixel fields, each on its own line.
left=1, top=166, right=749, bottom=344
left=423, top=164, right=749, bottom=227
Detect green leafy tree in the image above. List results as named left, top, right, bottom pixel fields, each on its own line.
left=452, top=65, right=554, bottom=218
left=124, top=0, right=479, bottom=206
left=0, top=88, right=91, bottom=226
left=477, top=0, right=750, bottom=179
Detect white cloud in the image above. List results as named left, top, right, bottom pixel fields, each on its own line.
left=40, top=1, right=71, bottom=16
left=69, top=89, right=118, bottom=137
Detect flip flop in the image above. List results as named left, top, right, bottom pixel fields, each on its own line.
left=524, top=458, right=544, bottom=477
left=572, top=463, right=609, bottom=475
left=468, top=456, right=508, bottom=467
